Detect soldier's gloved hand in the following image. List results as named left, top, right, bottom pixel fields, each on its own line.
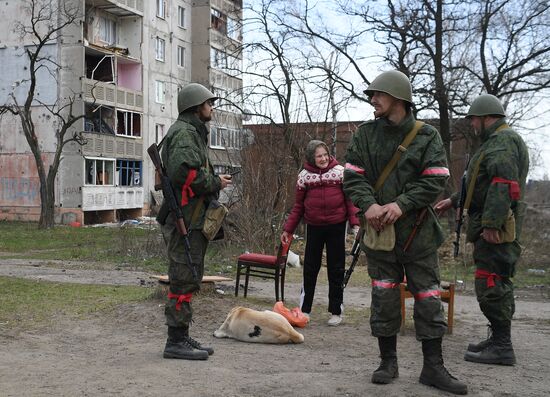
left=352, top=226, right=360, bottom=238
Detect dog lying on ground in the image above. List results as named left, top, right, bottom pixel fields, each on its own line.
left=213, top=306, right=304, bottom=344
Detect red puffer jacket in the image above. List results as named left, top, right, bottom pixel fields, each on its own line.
left=283, top=157, right=359, bottom=233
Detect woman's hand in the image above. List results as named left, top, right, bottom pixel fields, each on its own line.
left=281, top=231, right=292, bottom=245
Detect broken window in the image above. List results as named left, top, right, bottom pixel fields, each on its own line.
left=84, top=104, right=116, bottom=135
left=85, top=158, right=115, bottom=185
left=116, top=110, right=142, bottom=137
left=85, top=53, right=114, bottom=82
left=211, top=8, right=227, bottom=35
left=117, top=160, right=142, bottom=186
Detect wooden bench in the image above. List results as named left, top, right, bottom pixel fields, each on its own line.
left=400, top=281, right=455, bottom=334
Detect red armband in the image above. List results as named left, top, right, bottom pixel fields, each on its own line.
left=181, top=169, right=198, bottom=206
left=491, top=177, right=520, bottom=200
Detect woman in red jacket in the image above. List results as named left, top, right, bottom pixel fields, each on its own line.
left=281, top=140, right=359, bottom=326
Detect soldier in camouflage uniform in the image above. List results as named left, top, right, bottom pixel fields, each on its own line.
left=344, top=70, right=467, bottom=395
left=157, top=83, right=232, bottom=360
left=435, top=94, right=529, bottom=366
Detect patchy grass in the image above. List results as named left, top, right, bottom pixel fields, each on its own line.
left=0, top=276, right=153, bottom=330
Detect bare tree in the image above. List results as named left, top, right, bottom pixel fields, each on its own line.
left=456, top=0, right=550, bottom=122
left=0, top=0, right=87, bottom=229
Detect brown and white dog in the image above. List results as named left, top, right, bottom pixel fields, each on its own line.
left=213, top=306, right=304, bottom=344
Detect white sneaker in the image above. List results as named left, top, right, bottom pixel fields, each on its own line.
left=303, top=313, right=310, bottom=321
left=327, top=314, right=342, bottom=326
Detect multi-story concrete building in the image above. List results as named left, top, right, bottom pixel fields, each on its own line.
left=0, top=0, right=243, bottom=224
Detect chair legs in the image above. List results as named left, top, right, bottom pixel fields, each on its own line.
left=233, top=262, right=287, bottom=302
left=235, top=264, right=241, bottom=297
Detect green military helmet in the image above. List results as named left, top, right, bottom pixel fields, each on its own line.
left=467, top=94, right=506, bottom=118
left=364, top=70, right=413, bottom=104
left=177, top=83, right=218, bottom=113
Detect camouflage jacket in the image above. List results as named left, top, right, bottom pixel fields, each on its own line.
left=451, top=118, right=529, bottom=242
left=344, top=113, right=449, bottom=258
left=158, top=112, right=221, bottom=230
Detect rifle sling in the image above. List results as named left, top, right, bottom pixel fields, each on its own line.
left=374, top=121, right=424, bottom=192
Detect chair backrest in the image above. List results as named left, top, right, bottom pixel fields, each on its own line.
left=275, top=236, right=293, bottom=268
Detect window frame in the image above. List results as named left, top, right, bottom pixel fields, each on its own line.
left=156, top=0, right=166, bottom=19
left=178, top=6, right=186, bottom=28
left=116, top=159, right=143, bottom=187
left=155, top=80, right=166, bottom=104
left=116, top=110, right=142, bottom=138
left=98, top=16, right=117, bottom=45
left=177, top=45, right=185, bottom=68
left=84, top=157, right=116, bottom=186
left=155, top=123, right=165, bottom=144
left=155, top=37, right=166, bottom=62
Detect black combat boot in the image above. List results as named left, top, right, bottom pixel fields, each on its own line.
left=419, top=338, right=468, bottom=395
left=163, top=327, right=209, bottom=360
left=464, top=321, right=515, bottom=365
left=186, top=334, right=214, bottom=356
left=371, top=335, right=399, bottom=384
left=467, top=324, right=493, bottom=352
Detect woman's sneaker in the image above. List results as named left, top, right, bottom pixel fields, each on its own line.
left=327, top=314, right=342, bottom=326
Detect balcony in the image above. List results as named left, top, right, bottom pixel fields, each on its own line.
left=81, top=186, right=144, bottom=211
left=86, top=0, right=143, bottom=17
left=83, top=78, right=143, bottom=112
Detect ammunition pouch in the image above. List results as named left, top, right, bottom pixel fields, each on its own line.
left=202, top=200, right=228, bottom=241
left=364, top=223, right=395, bottom=251
left=497, top=209, right=516, bottom=243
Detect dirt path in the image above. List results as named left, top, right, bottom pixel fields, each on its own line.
left=1, top=260, right=549, bottom=396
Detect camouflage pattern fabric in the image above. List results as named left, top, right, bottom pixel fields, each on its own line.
left=159, top=112, right=221, bottom=230
left=344, top=113, right=449, bottom=259
left=160, top=111, right=221, bottom=328
left=344, top=113, right=449, bottom=339
left=368, top=251, right=447, bottom=340
left=450, top=119, right=528, bottom=324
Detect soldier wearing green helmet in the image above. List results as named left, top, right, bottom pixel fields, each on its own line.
left=157, top=83, right=232, bottom=360
left=435, top=94, right=529, bottom=367
left=344, top=70, right=467, bottom=395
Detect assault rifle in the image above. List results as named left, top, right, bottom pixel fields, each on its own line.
left=147, top=143, right=198, bottom=281
left=342, top=228, right=365, bottom=289
left=453, top=163, right=468, bottom=257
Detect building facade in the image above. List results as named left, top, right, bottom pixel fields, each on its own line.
left=0, top=0, right=243, bottom=224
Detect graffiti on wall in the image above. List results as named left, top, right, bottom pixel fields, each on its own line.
left=0, top=177, right=40, bottom=206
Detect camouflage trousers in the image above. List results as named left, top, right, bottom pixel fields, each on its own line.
left=367, top=250, right=447, bottom=340
left=161, top=214, right=208, bottom=328
left=473, top=239, right=521, bottom=323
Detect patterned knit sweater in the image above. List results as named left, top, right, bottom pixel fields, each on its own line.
left=284, top=157, right=359, bottom=233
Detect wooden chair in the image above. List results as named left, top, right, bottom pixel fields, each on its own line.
left=234, top=237, right=293, bottom=302
left=400, top=281, right=455, bottom=334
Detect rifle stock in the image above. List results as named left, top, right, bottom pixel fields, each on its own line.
left=342, top=228, right=365, bottom=289
left=147, top=143, right=197, bottom=280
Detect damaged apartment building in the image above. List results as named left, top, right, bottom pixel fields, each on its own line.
left=0, top=0, right=243, bottom=224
